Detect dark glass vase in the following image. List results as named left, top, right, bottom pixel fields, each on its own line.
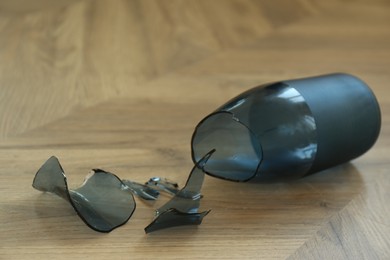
left=191, top=73, right=381, bottom=182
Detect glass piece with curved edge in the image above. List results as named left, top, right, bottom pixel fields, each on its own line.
left=145, top=177, right=179, bottom=196
left=144, top=150, right=214, bottom=233
left=122, top=179, right=160, bottom=200
left=32, top=156, right=136, bottom=233
left=144, top=208, right=210, bottom=233
left=192, top=73, right=381, bottom=182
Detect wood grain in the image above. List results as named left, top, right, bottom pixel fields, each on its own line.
left=0, top=0, right=389, bottom=259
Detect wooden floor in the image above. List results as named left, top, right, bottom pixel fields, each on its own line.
left=1, top=0, right=389, bottom=259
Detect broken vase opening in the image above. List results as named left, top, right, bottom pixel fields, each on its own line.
left=191, top=73, right=381, bottom=182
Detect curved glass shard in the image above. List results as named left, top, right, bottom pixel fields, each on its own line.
left=144, top=150, right=215, bottom=233
left=32, top=156, right=136, bottom=233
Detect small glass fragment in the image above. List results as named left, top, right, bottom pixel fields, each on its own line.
left=122, top=179, right=160, bottom=200
left=145, top=177, right=179, bottom=196
left=144, top=209, right=210, bottom=233
left=144, top=150, right=215, bottom=233
left=32, top=156, right=136, bottom=233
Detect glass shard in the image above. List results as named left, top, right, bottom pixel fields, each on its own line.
left=144, top=208, right=210, bottom=233
left=122, top=179, right=160, bottom=200
left=144, top=150, right=215, bottom=233
left=32, top=156, right=136, bottom=233
left=145, top=177, right=179, bottom=196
